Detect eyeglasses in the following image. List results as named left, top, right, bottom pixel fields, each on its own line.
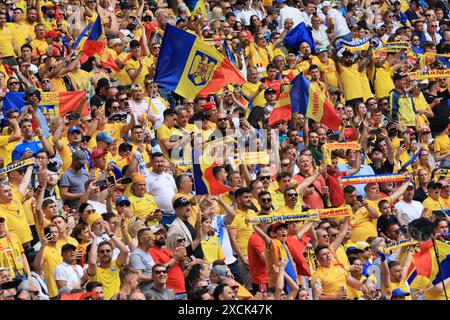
left=321, top=234, right=329, bottom=238
left=287, top=193, right=298, bottom=197
left=426, top=14, right=433, bottom=16
left=99, top=249, right=112, bottom=254
left=42, top=79, right=51, bottom=83
left=282, top=163, right=290, bottom=166
left=430, top=25, right=438, bottom=27
left=8, top=82, right=18, bottom=86
left=154, top=269, right=167, bottom=275
left=336, top=107, right=345, bottom=110
left=259, top=176, right=271, bottom=181
left=119, top=98, right=127, bottom=102
left=261, top=198, right=272, bottom=203
left=176, top=238, right=186, bottom=243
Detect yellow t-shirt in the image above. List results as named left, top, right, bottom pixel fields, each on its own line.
left=242, top=82, right=265, bottom=107
left=124, top=56, right=152, bottom=88
left=0, top=233, right=25, bottom=278
left=56, top=237, right=79, bottom=253
left=382, top=281, right=412, bottom=300
left=413, top=93, right=431, bottom=127
left=0, top=190, right=33, bottom=244
left=312, top=57, right=339, bottom=89
left=369, top=61, right=394, bottom=99
left=8, top=21, right=29, bottom=49
left=69, top=69, right=93, bottom=92
left=201, top=235, right=225, bottom=265
left=311, top=264, right=348, bottom=296
left=42, top=244, right=63, bottom=298
left=88, top=260, right=122, bottom=300
left=0, top=26, right=16, bottom=57
left=127, top=193, right=158, bottom=224
left=350, top=197, right=390, bottom=243
left=111, top=50, right=132, bottom=85
left=227, top=208, right=257, bottom=256
left=340, top=64, right=364, bottom=101
left=90, top=123, right=124, bottom=148
left=434, top=134, right=450, bottom=156
left=30, top=38, right=48, bottom=57
left=410, top=274, right=447, bottom=300
left=156, top=123, right=173, bottom=161
left=422, top=196, right=446, bottom=212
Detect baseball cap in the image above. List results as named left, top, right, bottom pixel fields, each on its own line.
left=46, top=30, right=60, bottom=39
left=173, top=195, right=190, bottom=209
left=393, top=0, right=401, bottom=4
left=391, top=288, right=410, bottom=298
left=264, top=88, right=277, bottom=95
left=355, top=241, right=371, bottom=251
left=90, top=147, right=107, bottom=160
left=346, top=246, right=365, bottom=255
left=96, top=131, right=114, bottom=144
left=72, top=150, right=88, bottom=165
left=116, top=196, right=131, bottom=207
left=370, top=146, right=383, bottom=155
left=271, top=222, right=288, bottom=233
left=108, top=37, right=124, bottom=48
left=61, top=243, right=77, bottom=253
left=322, top=1, right=332, bottom=7
left=68, top=126, right=82, bottom=134
left=149, top=224, right=163, bottom=234
left=203, top=100, right=217, bottom=111
left=407, top=182, right=415, bottom=189
left=316, top=44, right=329, bottom=54
left=393, top=71, right=408, bottom=81
left=131, top=83, right=143, bottom=91
left=428, top=181, right=443, bottom=189
left=211, top=265, right=228, bottom=280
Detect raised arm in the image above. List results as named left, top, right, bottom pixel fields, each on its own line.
left=330, top=217, right=350, bottom=251
left=252, top=224, right=272, bottom=247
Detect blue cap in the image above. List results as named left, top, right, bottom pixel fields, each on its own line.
left=116, top=196, right=130, bottom=206
left=96, top=131, right=114, bottom=143
left=68, top=126, right=82, bottom=134
left=391, top=288, right=410, bottom=298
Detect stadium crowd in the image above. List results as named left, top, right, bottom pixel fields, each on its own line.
left=0, top=0, right=448, bottom=301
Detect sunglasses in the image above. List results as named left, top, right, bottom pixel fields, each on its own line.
left=261, top=198, right=272, bottom=203
left=99, top=249, right=112, bottom=254
left=218, top=118, right=228, bottom=122
left=154, top=269, right=167, bottom=275
left=282, top=163, right=290, bottom=166
left=176, top=238, right=186, bottom=243
left=118, top=202, right=130, bottom=207
left=8, top=82, right=18, bottom=85
left=259, top=176, right=271, bottom=181
left=287, top=193, right=298, bottom=197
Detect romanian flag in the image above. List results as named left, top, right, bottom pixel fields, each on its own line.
left=412, top=240, right=450, bottom=286
left=155, top=25, right=245, bottom=100
left=3, top=91, right=88, bottom=118
left=192, top=149, right=231, bottom=195
left=294, top=73, right=341, bottom=131
left=82, top=16, right=106, bottom=57
left=284, top=22, right=315, bottom=53
left=95, top=48, right=120, bottom=72
left=268, top=85, right=292, bottom=126
left=185, top=0, right=207, bottom=17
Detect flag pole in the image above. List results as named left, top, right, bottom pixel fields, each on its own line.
left=432, top=238, right=449, bottom=300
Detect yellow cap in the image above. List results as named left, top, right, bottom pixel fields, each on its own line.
left=132, top=173, right=146, bottom=184
left=86, top=213, right=103, bottom=227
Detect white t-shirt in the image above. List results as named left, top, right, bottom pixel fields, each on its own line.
left=146, top=171, right=177, bottom=215
left=394, top=200, right=424, bottom=225
left=54, top=262, right=84, bottom=292
left=128, top=98, right=149, bottom=118
left=312, top=24, right=330, bottom=47
left=327, top=8, right=350, bottom=38
left=211, top=213, right=237, bottom=265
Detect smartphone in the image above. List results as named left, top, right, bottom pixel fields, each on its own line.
left=357, top=195, right=363, bottom=202
left=106, top=175, right=116, bottom=185
left=43, top=226, right=52, bottom=239
left=120, top=177, right=132, bottom=184
left=369, top=128, right=381, bottom=135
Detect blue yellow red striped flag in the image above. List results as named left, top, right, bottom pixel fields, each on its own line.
left=185, top=0, right=207, bottom=17
left=268, top=85, right=292, bottom=126
left=82, top=16, right=106, bottom=57
left=294, top=73, right=341, bottom=131
left=413, top=240, right=450, bottom=286
left=155, top=25, right=245, bottom=99
left=192, top=149, right=231, bottom=195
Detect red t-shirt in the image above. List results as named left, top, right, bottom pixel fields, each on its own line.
left=294, top=174, right=326, bottom=209
left=264, top=79, right=281, bottom=96
left=247, top=232, right=268, bottom=285
left=326, top=170, right=345, bottom=208
left=286, top=234, right=311, bottom=277
left=149, top=246, right=186, bottom=294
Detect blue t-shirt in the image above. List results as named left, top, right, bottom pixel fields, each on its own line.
left=12, top=140, right=43, bottom=162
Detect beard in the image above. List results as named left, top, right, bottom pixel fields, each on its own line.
left=154, top=238, right=165, bottom=247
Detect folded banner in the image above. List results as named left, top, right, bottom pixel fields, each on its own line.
left=378, top=42, right=412, bottom=53
left=400, top=147, right=423, bottom=171
left=322, top=142, right=361, bottom=165
left=336, top=37, right=381, bottom=56
left=3, top=91, right=88, bottom=118
left=382, top=238, right=418, bottom=253
left=432, top=209, right=450, bottom=216
left=319, top=206, right=352, bottom=219
left=0, top=158, right=35, bottom=175
left=234, top=152, right=270, bottom=166
left=408, top=69, right=450, bottom=80
left=340, top=173, right=412, bottom=186
left=248, top=212, right=320, bottom=224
